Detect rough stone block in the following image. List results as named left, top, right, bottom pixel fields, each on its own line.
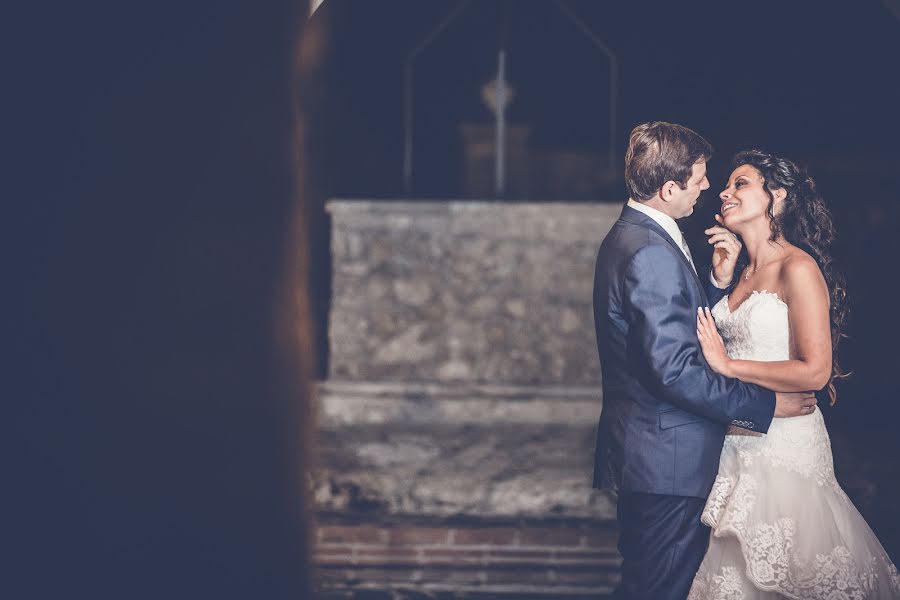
left=327, top=201, right=620, bottom=385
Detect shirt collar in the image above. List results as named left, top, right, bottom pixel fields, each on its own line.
left=626, top=198, right=684, bottom=247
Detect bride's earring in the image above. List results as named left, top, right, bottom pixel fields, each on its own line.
left=772, top=189, right=787, bottom=215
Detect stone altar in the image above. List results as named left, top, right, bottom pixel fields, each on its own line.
left=314, top=200, right=622, bottom=597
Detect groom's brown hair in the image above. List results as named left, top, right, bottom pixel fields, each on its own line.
left=625, top=122, right=713, bottom=202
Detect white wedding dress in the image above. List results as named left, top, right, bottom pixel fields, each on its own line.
left=688, top=290, right=900, bottom=600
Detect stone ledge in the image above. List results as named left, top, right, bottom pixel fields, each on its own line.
left=316, top=381, right=602, bottom=426
left=317, top=583, right=615, bottom=599
left=315, top=512, right=618, bottom=529
left=327, top=199, right=621, bottom=216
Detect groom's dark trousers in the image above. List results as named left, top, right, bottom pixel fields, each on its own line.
left=614, top=493, right=709, bottom=600
left=592, top=205, right=776, bottom=600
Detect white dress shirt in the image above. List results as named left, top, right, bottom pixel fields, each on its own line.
left=626, top=198, right=697, bottom=274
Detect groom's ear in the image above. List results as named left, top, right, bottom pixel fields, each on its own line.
left=659, top=180, right=677, bottom=202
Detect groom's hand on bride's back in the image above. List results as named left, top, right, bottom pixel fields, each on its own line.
left=774, top=391, right=818, bottom=417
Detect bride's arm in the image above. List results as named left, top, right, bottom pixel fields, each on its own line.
left=697, top=256, right=832, bottom=392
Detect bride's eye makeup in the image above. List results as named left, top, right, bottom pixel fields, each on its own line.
left=734, top=179, right=747, bottom=188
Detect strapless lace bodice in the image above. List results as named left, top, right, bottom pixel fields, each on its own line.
left=710, top=290, right=789, bottom=362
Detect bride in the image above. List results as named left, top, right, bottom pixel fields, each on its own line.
left=687, top=150, right=899, bottom=599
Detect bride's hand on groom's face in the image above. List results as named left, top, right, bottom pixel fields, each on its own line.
left=697, top=307, right=732, bottom=376
left=706, top=216, right=742, bottom=287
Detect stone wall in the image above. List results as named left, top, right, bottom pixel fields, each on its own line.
left=315, top=382, right=612, bottom=519
left=315, top=201, right=622, bottom=598
left=327, top=201, right=617, bottom=385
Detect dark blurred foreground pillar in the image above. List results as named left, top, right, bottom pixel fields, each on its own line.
left=10, top=1, right=315, bottom=598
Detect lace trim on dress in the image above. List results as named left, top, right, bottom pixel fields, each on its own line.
left=697, top=472, right=900, bottom=599
left=725, top=289, right=788, bottom=315
left=690, top=566, right=745, bottom=600
left=690, top=547, right=900, bottom=600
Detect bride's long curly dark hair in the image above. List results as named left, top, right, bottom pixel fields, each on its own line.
left=732, top=150, right=849, bottom=404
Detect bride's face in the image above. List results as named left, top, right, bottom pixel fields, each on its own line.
left=719, top=164, right=779, bottom=228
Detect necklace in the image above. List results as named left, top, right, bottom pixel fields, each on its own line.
left=743, top=258, right=780, bottom=280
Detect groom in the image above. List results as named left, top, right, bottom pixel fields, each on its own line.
left=592, top=122, right=816, bottom=600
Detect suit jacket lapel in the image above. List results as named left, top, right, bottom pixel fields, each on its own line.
left=618, top=204, right=708, bottom=304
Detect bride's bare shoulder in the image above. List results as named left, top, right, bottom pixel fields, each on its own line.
left=782, top=246, right=821, bottom=273
left=780, top=248, right=827, bottom=302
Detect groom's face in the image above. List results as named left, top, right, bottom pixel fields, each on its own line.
left=667, top=160, right=710, bottom=219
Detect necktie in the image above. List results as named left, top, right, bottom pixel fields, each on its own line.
left=680, top=233, right=697, bottom=275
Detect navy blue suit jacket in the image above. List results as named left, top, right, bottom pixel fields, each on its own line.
left=592, top=204, right=776, bottom=499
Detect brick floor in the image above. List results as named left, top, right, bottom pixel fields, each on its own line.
left=313, top=516, right=619, bottom=599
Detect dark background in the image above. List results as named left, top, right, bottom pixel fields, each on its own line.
left=10, top=0, right=313, bottom=598
left=9, top=0, right=900, bottom=596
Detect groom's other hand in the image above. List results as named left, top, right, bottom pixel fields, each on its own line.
left=774, top=391, right=818, bottom=417
left=707, top=216, right=742, bottom=287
